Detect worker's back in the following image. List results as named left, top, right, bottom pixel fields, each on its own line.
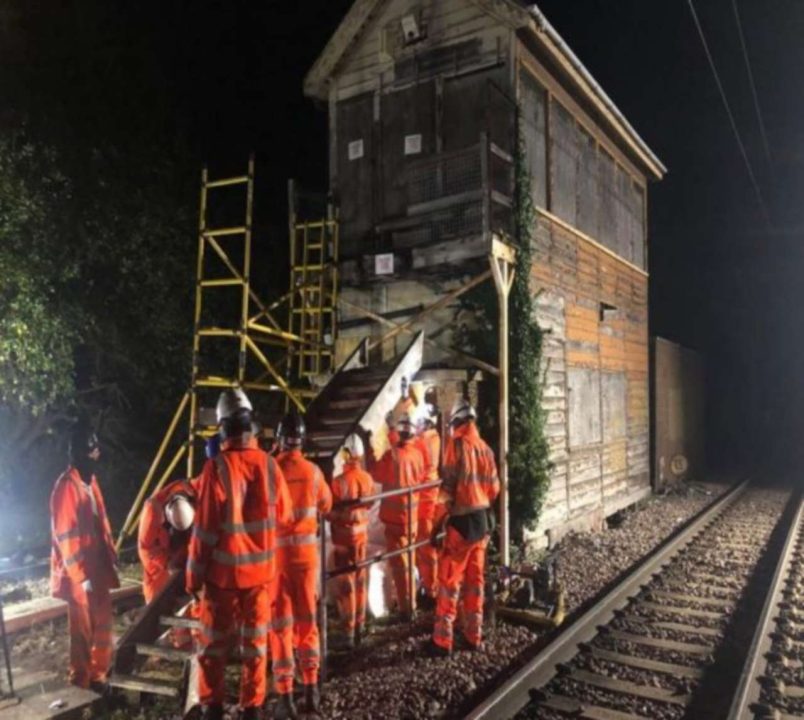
left=188, top=437, right=290, bottom=589
left=444, top=422, right=499, bottom=515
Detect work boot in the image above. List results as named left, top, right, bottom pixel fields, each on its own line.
left=304, top=684, right=321, bottom=714
left=274, top=693, right=298, bottom=720
left=241, top=706, right=262, bottom=720
left=418, top=589, right=436, bottom=612
left=354, top=624, right=363, bottom=648
left=425, top=639, right=451, bottom=658
left=455, top=633, right=483, bottom=652
left=201, top=705, right=224, bottom=720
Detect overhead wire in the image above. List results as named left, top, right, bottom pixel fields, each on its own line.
left=686, top=0, right=772, bottom=229
left=731, top=0, right=773, bottom=170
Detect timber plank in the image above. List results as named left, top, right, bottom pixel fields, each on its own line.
left=0, top=685, right=98, bottom=720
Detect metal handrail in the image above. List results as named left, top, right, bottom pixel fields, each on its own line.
left=318, top=478, right=442, bottom=682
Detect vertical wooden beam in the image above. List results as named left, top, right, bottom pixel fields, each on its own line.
left=490, top=238, right=516, bottom=566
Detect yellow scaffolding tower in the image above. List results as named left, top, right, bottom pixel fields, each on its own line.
left=287, top=181, right=339, bottom=383
left=116, top=157, right=311, bottom=549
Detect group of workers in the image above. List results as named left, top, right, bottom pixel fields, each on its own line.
left=49, top=384, right=499, bottom=720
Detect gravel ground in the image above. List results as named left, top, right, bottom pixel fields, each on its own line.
left=4, top=481, right=733, bottom=719
left=554, top=482, right=730, bottom=615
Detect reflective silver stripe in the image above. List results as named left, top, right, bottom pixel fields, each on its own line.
left=64, top=550, right=85, bottom=567
left=464, top=586, right=483, bottom=597
left=187, top=558, right=207, bottom=575
left=55, top=528, right=81, bottom=543
left=193, top=527, right=219, bottom=546
left=272, top=658, right=295, bottom=671
left=240, top=623, right=269, bottom=638
left=291, top=507, right=317, bottom=521
left=211, top=549, right=274, bottom=565
left=200, top=624, right=228, bottom=641
left=277, top=533, right=318, bottom=548
left=221, top=518, right=275, bottom=533
left=297, top=648, right=319, bottom=659
left=272, top=616, right=293, bottom=631
left=439, top=586, right=459, bottom=599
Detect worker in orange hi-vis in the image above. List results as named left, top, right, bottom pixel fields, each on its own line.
left=50, top=422, right=120, bottom=692
left=138, top=478, right=199, bottom=604
left=186, top=388, right=292, bottom=720
left=429, top=398, right=500, bottom=657
left=366, top=411, right=425, bottom=617
left=328, top=433, right=375, bottom=648
left=271, top=412, right=333, bottom=717
left=413, top=403, right=442, bottom=609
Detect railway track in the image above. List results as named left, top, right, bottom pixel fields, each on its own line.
left=466, top=482, right=798, bottom=720
left=729, top=496, right=804, bottom=719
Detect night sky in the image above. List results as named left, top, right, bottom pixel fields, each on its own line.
left=6, top=0, right=802, bottom=474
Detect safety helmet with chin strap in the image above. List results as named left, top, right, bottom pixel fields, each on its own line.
left=277, top=411, right=306, bottom=448
left=342, top=433, right=365, bottom=459
left=215, top=388, right=253, bottom=423
left=449, top=397, right=477, bottom=427
left=165, top=494, right=195, bottom=531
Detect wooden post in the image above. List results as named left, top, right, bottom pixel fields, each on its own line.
left=489, top=238, right=515, bottom=567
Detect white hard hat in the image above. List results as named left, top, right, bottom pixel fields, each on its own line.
left=396, top=411, right=415, bottom=435
left=165, top=495, right=195, bottom=531
left=343, top=433, right=364, bottom=458
left=418, top=403, right=438, bottom=427
left=449, top=397, right=476, bottom=426
left=215, top=388, right=253, bottom=423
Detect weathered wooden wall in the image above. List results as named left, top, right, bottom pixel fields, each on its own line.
left=652, top=337, right=705, bottom=490
left=531, top=211, right=650, bottom=545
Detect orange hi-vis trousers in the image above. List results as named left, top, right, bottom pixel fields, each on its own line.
left=385, top=524, right=416, bottom=615
left=416, top=503, right=439, bottom=598
left=433, top=527, right=488, bottom=651
left=66, top=582, right=114, bottom=688
left=333, top=539, right=368, bottom=636
left=198, top=583, right=270, bottom=708
left=270, top=549, right=320, bottom=692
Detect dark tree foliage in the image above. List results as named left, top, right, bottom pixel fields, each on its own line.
left=0, top=1, right=197, bottom=549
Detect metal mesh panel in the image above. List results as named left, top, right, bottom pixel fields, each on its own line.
left=407, top=147, right=482, bottom=205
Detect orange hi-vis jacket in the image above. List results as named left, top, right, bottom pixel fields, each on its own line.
left=50, top=468, right=120, bottom=600
left=138, top=478, right=199, bottom=603
left=329, top=460, right=375, bottom=546
left=276, top=449, right=332, bottom=559
left=415, top=429, right=441, bottom=506
left=442, top=422, right=500, bottom=516
left=372, top=440, right=425, bottom=528
left=186, top=435, right=292, bottom=592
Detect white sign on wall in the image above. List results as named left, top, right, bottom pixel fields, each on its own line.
left=404, top=133, right=422, bottom=155
left=348, top=139, right=365, bottom=161
left=375, top=253, right=394, bottom=275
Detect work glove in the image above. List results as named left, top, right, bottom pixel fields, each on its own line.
left=81, top=579, right=94, bottom=594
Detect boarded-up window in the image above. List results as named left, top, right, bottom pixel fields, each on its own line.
left=598, top=150, right=616, bottom=252
left=380, top=82, right=436, bottom=218
left=443, top=67, right=510, bottom=152
left=519, top=70, right=547, bottom=209
left=577, top=126, right=599, bottom=237
left=337, top=92, right=375, bottom=255
left=568, top=368, right=601, bottom=448
left=613, top=165, right=632, bottom=263
left=631, top=183, right=646, bottom=269
left=602, top=372, right=627, bottom=442
left=550, top=100, right=578, bottom=226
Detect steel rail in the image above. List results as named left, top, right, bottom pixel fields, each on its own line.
left=465, top=480, right=750, bottom=720
left=727, top=494, right=804, bottom=719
